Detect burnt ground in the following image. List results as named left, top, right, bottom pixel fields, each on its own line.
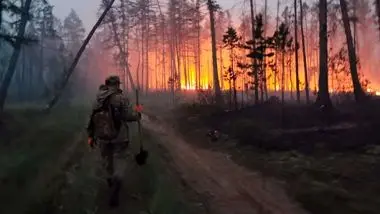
left=168, top=100, right=380, bottom=214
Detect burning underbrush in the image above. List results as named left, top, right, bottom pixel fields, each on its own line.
left=173, top=99, right=380, bottom=214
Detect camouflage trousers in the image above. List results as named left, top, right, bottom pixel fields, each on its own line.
left=94, top=125, right=130, bottom=185
left=96, top=141, right=129, bottom=183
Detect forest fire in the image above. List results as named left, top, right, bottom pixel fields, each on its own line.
left=366, top=88, right=380, bottom=96
left=4, top=1, right=380, bottom=214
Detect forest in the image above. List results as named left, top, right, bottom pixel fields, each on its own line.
left=1, top=0, right=380, bottom=214
left=1, top=0, right=380, bottom=108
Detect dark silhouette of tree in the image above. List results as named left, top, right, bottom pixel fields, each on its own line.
left=0, top=0, right=32, bottom=112
left=223, top=27, right=241, bottom=110
left=316, top=0, right=332, bottom=108
left=374, top=0, right=380, bottom=38
left=207, top=0, right=223, bottom=105
left=249, top=0, right=259, bottom=104
left=339, top=0, right=367, bottom=103
left=245, top=14, right=274, bottom=103
left=294, top=0, right=301, bottom=103
left=273, top=22, right=293, bottom=104
left=299, top=0, right=310, bottom=104
left=45, top=0, right=116, bottom=110
left=63, top=9, right=85, bottom=54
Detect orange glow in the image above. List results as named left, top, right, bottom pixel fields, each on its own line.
left=109, top=21, right=380, bottom=96
left=366, top=88, right=380, bottom=96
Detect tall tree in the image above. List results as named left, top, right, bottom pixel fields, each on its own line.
left=46, top=0, right=117, bottom=110
left=215, top=10, right=227, bottom=90
left=207, top=0, right=223, bottom=105
left=375, top=0, right=380, bottom=38
left=274, top=0, right=280, bottom=91
left=300, top=0, right=310, bottom=103
left=63, top=9, right=85, bottom=53
left=273, top=22, right=293, bottom=104
left=223, top=27, right=241, bottom=110
left=249, top=0, right=259, bottom=104
left=195, top=0, right=202, bottom=89
left=0, top=0, right=32, bottom=112
left=294, top=0, right=301, bottom=103
left=316, top=0, right=332, bottom=107
left=339, top=0, right=366, bottom=102
left=263, top=0, right=268, bottom=100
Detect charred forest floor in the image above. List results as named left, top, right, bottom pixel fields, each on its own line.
left=168, top=98, right=380, bottom=214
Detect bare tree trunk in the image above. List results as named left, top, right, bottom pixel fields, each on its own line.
left=196, top=0, right=201, bottom=89
left=233, top=78, right=237, bottom=110
left=0, top=0, right=3, bottom=27
left=0, top=0, right=32, bottom=112
left=274, top=0, right=280, bottom=92
left=145, top=1, right=150, bottom=93
left=207, top=0, right=223, bottom=105
left=169, top=17, right=176, bottom=103
left=316, top=0, right=332, bottom=107
left=155, top=25, right=159, bottom=90
left=141, top=25, right=144, bottom=91
left=219, top=47, right=224, bottom=90
left=288, top=54, right=294, bottom=100
left=228, top=79, right=232, bottom=108
left=375, top=0, right=380, bottom=39
left=281, top=52, right=285, bottom=104
left=249, top=0, right=259, bottom=104
left=145, top=30, right=149, bottom=93
left=294, top=0, right=301, bottom=103
left=353, top=0, right=358, bottom=53
left=339, top=0, right=366, bottom=102
left=137, top=38, right=141, bottom=90
left=184, top=41, right=188, bottom=88
left=300, top=0, right=310, bottom=104
left=263, top=0, right=268, bottom=100
left=175, top=37, right=181, bottom=90
left=162, top=38, right=166, bottom=91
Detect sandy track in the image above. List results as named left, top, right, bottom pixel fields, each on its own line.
left=142, top=115, right=308, bottom=214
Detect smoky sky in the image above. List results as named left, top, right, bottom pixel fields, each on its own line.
left=50, top=0, right=282, bottom=32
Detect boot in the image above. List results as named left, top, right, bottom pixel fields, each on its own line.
left=108, top=178, right=122, bottom=208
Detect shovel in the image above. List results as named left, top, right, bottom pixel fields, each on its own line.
left=134, top=89, right=148, bottom=166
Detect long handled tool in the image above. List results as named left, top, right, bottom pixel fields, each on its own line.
left=134, top=89, right=148, bottom=165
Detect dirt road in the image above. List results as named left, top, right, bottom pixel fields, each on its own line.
left=142, top=115, right=308, bottom=214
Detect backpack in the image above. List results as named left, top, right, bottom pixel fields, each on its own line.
left=91, top=93, right=119, bottom=140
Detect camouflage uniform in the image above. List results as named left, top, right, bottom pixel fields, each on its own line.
left=87, top=76, right=139, bottom=190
